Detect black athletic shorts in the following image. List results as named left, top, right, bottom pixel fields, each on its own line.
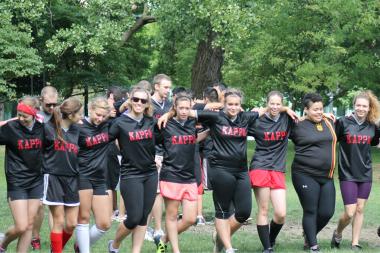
left=43, top=174, right=80, bottom=206
left=79, top=178, right=108, bottom=196
left=7, top=181, right=43, bottom=201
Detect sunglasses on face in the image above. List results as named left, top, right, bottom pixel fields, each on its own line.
left=45, top=103, right=58, bottom=108
left=131, top=97, right=148, bottom=104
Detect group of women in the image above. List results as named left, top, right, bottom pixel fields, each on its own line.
left=0, top=81, right=379, bottom=253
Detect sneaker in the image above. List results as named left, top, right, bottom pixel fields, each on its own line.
left=377, top=226, right=380, bottom=237
left=309, top=245, right=320, bottom=253
left=73, top=242, right=80, bottom=253
left=145, top=227, right=154, bottom=241
left=153, top=229, right=165, bottom=238
left=330, top=230, right=342, bottom=249
left=154, top=235, right=167, bottom=253
left=108, top=240, right=119, bottom=253
left=31, top=237, right=41, bottom=250
left=351, top=244, right=363, bottom=251
left=225, top=249, right=236, bottom=253
left=117, top=215, right=127, bottom=222
left=196, top=216, right=206, bottom=226
left=111, top=210, right=119, bottom=221
left=263, top=248, right=274, bottom=253
left=243, top=217, right=253, bottom=225
left=213, top=231, right=224, bottom=253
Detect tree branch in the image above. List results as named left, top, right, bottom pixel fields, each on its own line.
left=122, top=15, right=156, bottom=43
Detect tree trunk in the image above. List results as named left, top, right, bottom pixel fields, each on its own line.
left=191, top=31, right=224, bottom=98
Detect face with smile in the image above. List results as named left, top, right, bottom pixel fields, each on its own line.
left=130, top=91, right=149, bottom=115
left=17, top=111, right=34, bottom=127
left=354, top=97, right=369, bottom=121
left=267, top=95, right=283, bottom=118
left=89, top=107, right=109, bottom=126
left=305, top=101, right=324, bottom=123
left=224, top=95, right=241, bottom=118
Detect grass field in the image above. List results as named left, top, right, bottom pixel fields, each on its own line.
left=1, top=143, right=380, bottom=252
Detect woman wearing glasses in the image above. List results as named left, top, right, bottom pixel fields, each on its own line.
left=108, top=87, right=159, bottom=253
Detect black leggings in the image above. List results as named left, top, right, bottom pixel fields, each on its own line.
left=209, top=167, right=251, bottom=223
left=292, top=173, right=335, bottom=247
left=120, top=172, right=158, bottom=230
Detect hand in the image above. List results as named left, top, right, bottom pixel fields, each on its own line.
left=285, top=107, right=299, bottom=121
left=323, top=113, right=336, bottom=122
left=157, top=112, right=172, bottom=129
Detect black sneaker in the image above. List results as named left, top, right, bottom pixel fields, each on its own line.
left=351, top=244, right=363, bottom=251
left=377, top=226, right=380, bottom=237
left=303, top=232, right=309, bottom=251
left=331, top=230, right=342, bottom=249
left=310, top=246, right=320, bottom=253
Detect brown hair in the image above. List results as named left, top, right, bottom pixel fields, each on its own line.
left=51, top=97, right=82, bottom=141
left=126, top=86, right=153, bottom=117
left=224, top=88, right=243, bottom=103
left=170, top=93, right=192, bottom=117
left=267, top=91, right=284, bottom=103
left=89, top=96, right=111, bottom=113
left=353, top=90, right=380, bottom=124
left=20, top=96, right=40, bottom=110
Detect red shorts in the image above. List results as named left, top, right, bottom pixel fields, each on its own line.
left=249, top=169, right=286, bottom=189
left=160, top=181, right=198, bottom=201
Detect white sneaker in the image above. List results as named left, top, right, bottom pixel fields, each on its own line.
left=153, top=229, right=165, bottom=238
left=196, top=216, right=206, bottom=226
left=108, top=240, right=119, bottom=253
left=144, top=227, right=154, bottom=241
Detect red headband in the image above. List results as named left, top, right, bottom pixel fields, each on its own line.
left=17, top=102, right=37, bottom=117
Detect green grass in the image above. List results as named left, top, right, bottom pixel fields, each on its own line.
left=1, top=143, right=380, bottom=252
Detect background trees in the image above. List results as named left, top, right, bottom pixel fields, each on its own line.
left=0, top=0, right=379, bottom=111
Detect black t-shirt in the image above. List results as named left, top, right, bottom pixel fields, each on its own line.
left=249, top=113, right=293, bottom=172
left=43, top=122, right=80, bottom=176
left=78, top=119, right=110, bottom=181
left=0, top=120, right=43, bottom=189
left=158, top=118, right=197, bottom=183
left=336, top=115, right=380, bottom=182
left=108, top=115, right=158, bottom=178
left=198, top=110, right=259, bottom=171
left=290, top=118, right=337, bottom=178
left=152, top=98, right=172, bottom=156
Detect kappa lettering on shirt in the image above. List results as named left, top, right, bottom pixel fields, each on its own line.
left=17, top=138, right=42, bottom=150
left=345, top=134, right=371, bottom=144
left=85, top=133, right=109, bottom=147
left=264, top=131, right=288, bottom=141
left=129, top=129, right=153, bottom=141
left=171, top=135, right=196, bottom=145
left=54, top=140, right=78, bottom=154
left=221, top=126, right=247, bottom=137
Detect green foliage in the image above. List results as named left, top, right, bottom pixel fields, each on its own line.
left=0, top=1, right=44, bottom=101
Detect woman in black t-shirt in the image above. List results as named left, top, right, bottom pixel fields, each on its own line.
left=108, top=87, right=158, bottom=253
left=248, top=91, right=294, bottom=252
left=331, top=91, right=380, bottom=250
left=43, top=98, right=83, bottom=253
left=0, top=97, right=43, bottom=253
left=76, top=97, right=112, bottom=252
left=290, top=93, right=337, bottom=253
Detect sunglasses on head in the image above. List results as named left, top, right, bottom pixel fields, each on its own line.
left=45, top=103, right=58, bottom=107
left=131, top=97, right=148, bottom=104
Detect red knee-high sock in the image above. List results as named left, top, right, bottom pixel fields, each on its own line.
left=62, top=229, right=73, bottom=249
left=50, top=232, right=63, bottom=253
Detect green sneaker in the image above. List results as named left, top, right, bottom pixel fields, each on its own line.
left=154, top=235, right=167, bottom=253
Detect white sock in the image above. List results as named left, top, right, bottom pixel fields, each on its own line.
left=89, top=225, right=106, bottom=245
left=76, top=223, right=90, bottom=253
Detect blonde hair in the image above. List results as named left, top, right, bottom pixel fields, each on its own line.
left=353, top=90, right=380, bottom=124
left=127, top=86, right=153, bottom=117
left=89, top=96, right=110, bottom=113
